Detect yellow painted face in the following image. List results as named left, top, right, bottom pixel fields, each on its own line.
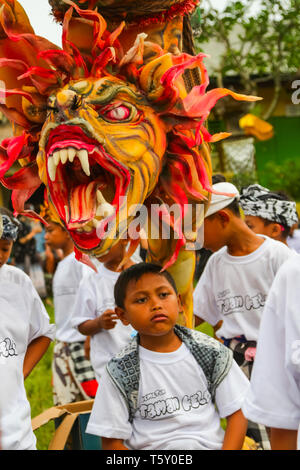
left=37, top=75, right=167, bottom=256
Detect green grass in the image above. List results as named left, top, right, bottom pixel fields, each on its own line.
left=195, top=321, right=214, bottom=337
left=25, top=301, right=55, bottom=450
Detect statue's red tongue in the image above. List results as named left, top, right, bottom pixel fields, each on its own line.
left=68, top=181, right=97, bottom=226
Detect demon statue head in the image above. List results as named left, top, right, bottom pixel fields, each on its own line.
left=0, top=0, right=259, bottom=325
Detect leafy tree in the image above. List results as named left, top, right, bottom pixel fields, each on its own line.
left=192, top=0, right=300, bottom=120
left=259, top=159, right=300, bottom=200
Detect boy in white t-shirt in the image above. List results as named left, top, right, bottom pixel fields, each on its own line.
left=45, top=216, right=97, bottom=405
left=0, top=209, right=55, bottom=450
left=193, top=182, right=294, bottom=448
left=86, top=262, right=249, bottom=450
left=72, top=239, right=135, bottom=382
left=242, top=254, right=300, bottom=450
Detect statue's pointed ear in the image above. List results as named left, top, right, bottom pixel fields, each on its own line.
left=0, top=0, right=34, bottom=36
left=0, top=1, right=58, bottom=114
left=139, top=53, right=174, bottom=105
left=138, top=52, right=190, bottom=129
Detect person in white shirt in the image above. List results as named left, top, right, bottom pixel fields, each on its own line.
left=242, top=254, right=300, bottom=450
left=0, top=209, right=55, bottom=450
left=239, top=184, right=298, bottom=247
left=193, top=182, right=294, bottom=449
left=44, top=216, right=98, bottom=405
left=72, top=239, right=135, bottom=382
left=287, top=225, right=300, bottom=253
left=86, top=263, right=249, bottom=450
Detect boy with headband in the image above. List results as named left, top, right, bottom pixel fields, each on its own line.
left=240, top=184, right=298, bottom=246
left=193, top=182, right=294, bottom=448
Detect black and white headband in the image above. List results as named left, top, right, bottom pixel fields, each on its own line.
left=0, top=214, right=20, bottom=241
left=240, top=184, right=298, bottom=228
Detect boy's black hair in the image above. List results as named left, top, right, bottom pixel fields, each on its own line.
left=260, top=190, right=294, bottom=238
left=114, top=262, right=178, bottom=309
left=225, top=198, right=241, bottom=217
left=212, top=173, right=226, bottom=184
left=0, top=207, right=14, bottom=218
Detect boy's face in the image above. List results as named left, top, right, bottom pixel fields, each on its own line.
left=245, top=215, right=279, bottom=238
left=203, top=214, right=227, bottom=252
left=244, top=215, right=267, bottom=234
left=45, top=221, right=70, bottom=249
left=117, top=273, right=182, bottom=337
left=0, top=239, right=13, bottom=268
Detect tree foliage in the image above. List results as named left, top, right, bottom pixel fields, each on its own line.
left=259, top=159, right=300, bottom=200
left=192, top=0, right=300, bottom=119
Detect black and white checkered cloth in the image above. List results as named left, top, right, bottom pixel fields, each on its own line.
left=224, top=336, right=271, bottom=451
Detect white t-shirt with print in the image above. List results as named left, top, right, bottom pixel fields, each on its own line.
left=0, top=264, right=55, bottom=450
left=193, top=236, right=293, bottom=341
left=86, top=342, right=249, bottom=450
left=72, top=263, right=134, bottom=380
left=53, top=252, right=92, bottom=343
left=242, top=254, right=300, bottom=448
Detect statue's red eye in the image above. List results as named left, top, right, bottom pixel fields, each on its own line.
left=105, top=105, right=130, bottom=121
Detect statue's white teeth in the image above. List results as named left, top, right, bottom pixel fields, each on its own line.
left=53, top=151, right=60, bottom=166
left=60, top=149, right=68, bottom=165
left=72, top=191, right=115, bottom=234
left=48, top=147, right=91, bottom=181
left=77, top=149, right=90, bottom=176
left=68, top=148, right=76, bottom=162
left=48, top=157, right=57, bottom=182
left=96, top=190, right=115, bottom=218
left=82, top=223, right=93, bottom=233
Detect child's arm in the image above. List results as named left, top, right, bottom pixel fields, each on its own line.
left=84, top=336, right=91, bottom=359
left=23, top=336, right=51, bottom=379
left=101, top=438, right=128, bottom=450
left=270, top=428, right=298, bottom=450
left=78, top=309, right=119, bottom=336
left=222, top=409, right=248, bottom=450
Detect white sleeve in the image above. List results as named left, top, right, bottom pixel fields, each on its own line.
left=215, top=359, right=250, bottom=418
left=242, top=262, right=300, bottom=429
left=86, top=368, right=132, bottom=440
left=27, top=280, right=55, bottom=344
left=193, top=260, right=221, bottom=326
left=74, top=261, right=93, bottom=285
left=71, top=275, right=97, bottom=328
left=272, top=243, right=295, bottom=273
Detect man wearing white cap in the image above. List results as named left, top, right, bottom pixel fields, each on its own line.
left=193, top=182, right=294, bottom=449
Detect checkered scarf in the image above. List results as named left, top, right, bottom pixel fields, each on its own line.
left=0, top=214, right=20, bottom=241
left=240, top=184, right=298, bottom=228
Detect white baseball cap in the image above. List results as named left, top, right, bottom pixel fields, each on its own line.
left=205, top=182, right=240, bottom=218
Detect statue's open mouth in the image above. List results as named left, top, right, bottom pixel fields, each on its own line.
left=45, top=125, right=131, bottom=250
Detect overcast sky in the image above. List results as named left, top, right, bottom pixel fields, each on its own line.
left=18, top=0, right=233, bottom=47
